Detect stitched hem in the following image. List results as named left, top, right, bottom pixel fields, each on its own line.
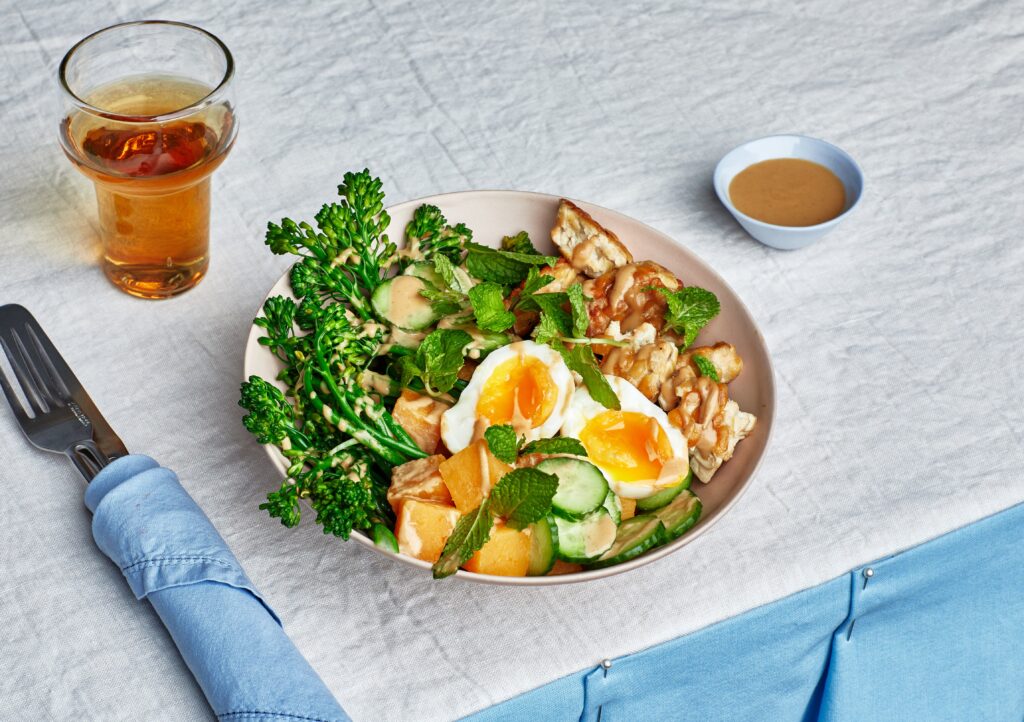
left=218, top=712, right=338, bottom=722
left=122, top=555, right=237, bottom=574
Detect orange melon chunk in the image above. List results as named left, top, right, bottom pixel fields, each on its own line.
left=387, top=455, right=451, bottom=514
left=463, top=525, right=531, bottom=576
left=394, top=499, right=460, bottom=563
left=439, top=439, right=513, bottom=513
left=548, top=560, right=584, bottom=576
left=392, top=389, right=450, bottom=454
left=620, top=496, right=637, bottom=521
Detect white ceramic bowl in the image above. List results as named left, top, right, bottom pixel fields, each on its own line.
left=244, top=190, right=776, bottom=585
left=713, top=134, right=864, bottom=250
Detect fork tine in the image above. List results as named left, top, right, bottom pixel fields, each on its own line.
left=0, top=336, right=45, bottom=417
left=11, top=330, right=56, bottom=409
left=24, top=323, right=72, bottom=402
left=0, top=342, right=30, bottom=424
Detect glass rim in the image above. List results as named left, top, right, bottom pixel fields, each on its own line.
left=58, top=20, right=235, bottom=123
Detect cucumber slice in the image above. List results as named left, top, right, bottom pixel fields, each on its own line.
left=635, top=466, right=693, bottom=512
left=371, top=276, right=442, bottom=331
left=404, top=261, right=444, bottom=288
left=538, top=458, right=609, bottom=520
left=554, top=508, right=617, bottom=563
left=602, top=491, right=622, bottom=525
left=587, top=514, right=667, bottom=569
left=527, top=515, right=558, bottom=576
left=655, top=490, right=702, bottom=540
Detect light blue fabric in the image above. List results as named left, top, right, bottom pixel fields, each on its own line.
left=87, top=455, right=349, bottom=722
left=468, top=502, right=1024, bottom=722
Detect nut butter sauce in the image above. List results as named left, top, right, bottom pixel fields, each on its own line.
left=728, top=158, right=846, bottom=227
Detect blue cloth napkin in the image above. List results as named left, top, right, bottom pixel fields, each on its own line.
left=85, top=455, right=349, bottom=722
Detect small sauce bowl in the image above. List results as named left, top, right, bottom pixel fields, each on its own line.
left=713, top=135, right=864, bottom=250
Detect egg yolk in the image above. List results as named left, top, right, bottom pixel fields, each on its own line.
left=579, top=410, right=674, bottom=482
left=477, top=355, right=558, bottom=430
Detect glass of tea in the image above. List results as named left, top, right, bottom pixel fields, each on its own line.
left=58, top=21, right=237, bottom=299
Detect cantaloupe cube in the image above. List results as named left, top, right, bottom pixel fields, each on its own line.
left=387, top=455, right=451, bottom=514
left=620, top=496, right=637, bottom=521
left=548, top=560, right=583, bottom=576
left=463, top=524, right=531, bottom=576
left=392, top=389, right=450, bottom=454
left=439, top=440, right=513, bottom=513
left=394, top=499, right=461, bottom=563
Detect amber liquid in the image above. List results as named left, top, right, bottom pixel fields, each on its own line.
left=61, top=75, right=234, bottom=298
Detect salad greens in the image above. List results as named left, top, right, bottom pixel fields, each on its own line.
left=655, top=286, right=721, bottom=349
left=483, top=424, right=588, bottom=465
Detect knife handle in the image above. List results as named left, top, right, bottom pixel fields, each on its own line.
left=66, top=438, right=114, bottom=482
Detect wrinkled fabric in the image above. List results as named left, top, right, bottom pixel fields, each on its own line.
left=87, top=456, right=348, bottom=722
left=470, top=501, right=1024, bottom=721
left=0, top=0, right=1022, bottom=720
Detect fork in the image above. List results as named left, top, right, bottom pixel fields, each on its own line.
left=0, top=304, right=127, bottom=481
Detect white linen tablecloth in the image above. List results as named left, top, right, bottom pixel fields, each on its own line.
left=1, top=1, right=1022, bottom=720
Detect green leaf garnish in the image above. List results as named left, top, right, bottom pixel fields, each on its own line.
left=464, top=241, right=558, bottom=285
left=518, top=267, right=556, bottom=301
left=484, top=424, right=521, bottom=464
left=433, top=501, right=494, bottom=578
left=468, top=282, right=516, bottom=333
left=488, top=468, right=560, bottom=530
left=399, top=328, right=471, bottom=394
left=566, top=284, right=589, bottom=338
left=693, top=354, right=720, bottom=381
left=559, top=344, right=620, bottom=410
left=656, top=286, right=721, bottom=349
left=500, top=231, right=540, bottom=256
left=520, top=437, right=588, bottom=457
left=530, top=294, right=573, bottom=336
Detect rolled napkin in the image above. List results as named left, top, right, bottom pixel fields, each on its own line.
left=85, top=455, right=349, bottom=722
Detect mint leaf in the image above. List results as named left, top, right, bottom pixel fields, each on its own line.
left=416, top=329, right=471, bottom=394
left=519, top=267, right=555, bottom=299
left=656, top=286, right=721, bottom=349
left=531, top=293, right=572, bottom=336
left=433, top=254, right=457, bottom=288
left=419, top=284, right=463, bottom=316
left=489, top=468, right=559, bottom=530
left=566, top=284, right=589, bottom=338
left=484, top=424, right=521, bottom=464
left=559, top=344, right=620, bottom=410
left=693, top=354, right=720, bottom=382
left=466, top=244, right=530, bottom=285
left=468, top=282, right=516, bottom=333
left=500, top=231, right=539, bottom=256
left=433, top=254, right=474, bottom=294
left=465, top=242, right=558, bottom=285
left=432, top=501, right=494, bottom=578
left=520, top=437, right=588, bottom=457
left=533, top=311, right=567, bottom=345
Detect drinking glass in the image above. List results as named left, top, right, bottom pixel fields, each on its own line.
left=58, top=21, right=237, bottom=299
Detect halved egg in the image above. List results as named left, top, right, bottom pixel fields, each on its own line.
left=440, top=341, right=575, bottom=454
left=560, top=375, right=689, bottom=499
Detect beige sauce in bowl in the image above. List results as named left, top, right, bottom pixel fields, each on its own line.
left=729, top=158, right=846, bottom=227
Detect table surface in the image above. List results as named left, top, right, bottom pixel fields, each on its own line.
left=2, top=1, right=1023, bottom=720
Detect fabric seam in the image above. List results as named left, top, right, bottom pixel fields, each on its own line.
left=218, top=711, right=335, bottom=722
left=122, top=555, right=237, bottom=574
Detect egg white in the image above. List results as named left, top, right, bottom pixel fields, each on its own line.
left=440, top=341, right=575, bottom=454
left=560, top=375, right=688, bottom=499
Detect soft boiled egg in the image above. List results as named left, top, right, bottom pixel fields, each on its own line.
left=440, top=340, right=575, bottom=454
left=560, top=375, right=689, bottom=499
